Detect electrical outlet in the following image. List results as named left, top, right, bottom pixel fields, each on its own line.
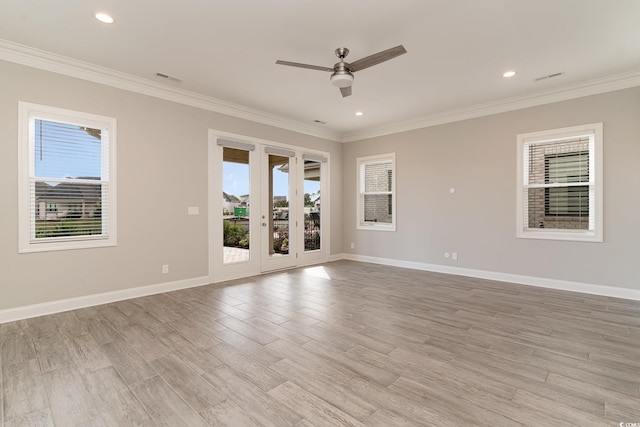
left=452, top=252, right=458, bottom=261
left=350, top=243, right=355, bottom=249
left=162, top=264, right=169, bottom=274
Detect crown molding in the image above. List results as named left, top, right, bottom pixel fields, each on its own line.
left=2, top=39, right=639, bottom=144
left=341, top=70, right=640, bottom=142
left=0, top=39, right=342, bottom=142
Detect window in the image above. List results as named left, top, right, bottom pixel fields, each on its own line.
left=387, top=170, right=393, bottom=215
left=357, top=153, right=396, bottom=231
left=516, top=123, right=602, bottom=242
left=18, top=102, right=117, bottom=252
left=545, top=152, right=589, bottom=217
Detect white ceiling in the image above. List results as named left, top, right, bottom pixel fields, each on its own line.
left=1, top=0, right=639, bottom=141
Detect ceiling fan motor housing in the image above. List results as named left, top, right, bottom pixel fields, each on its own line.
left=330, top=62, right=354, bottom=88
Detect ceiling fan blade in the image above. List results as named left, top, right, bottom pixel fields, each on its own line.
left=349, top=45, right=407, bottom=72
left=275, top=60, right=334, bottom=72
left=340, top=86, right=352, bottom=97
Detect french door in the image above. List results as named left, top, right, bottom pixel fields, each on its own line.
left=261, top=147, right=297, bottom=272
left=209, top=132, right=328, bottom=282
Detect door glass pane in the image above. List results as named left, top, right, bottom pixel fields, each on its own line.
left=269, top=154, right=289, bottom=257
left=303, top=160, right=321, bottom=252
left=223, top=147, right=250, bottom=264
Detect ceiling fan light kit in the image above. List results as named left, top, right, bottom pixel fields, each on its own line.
left=276, top=45, right=406, bottom=97
left=330, top=73, right=354, bottom=88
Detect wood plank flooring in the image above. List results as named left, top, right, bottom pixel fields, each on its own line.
left=1, top=260, right=639, bottom=426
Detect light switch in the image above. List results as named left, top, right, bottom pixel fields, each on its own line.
left=188, top=207, right=199, bottom=215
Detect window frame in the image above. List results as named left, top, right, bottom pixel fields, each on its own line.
left=516, top=123, right=602, bottom=242
left=18, top=102, right=117, bottom=253
left=356, top=153, right=396, bottom=232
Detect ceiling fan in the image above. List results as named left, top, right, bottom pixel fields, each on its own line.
left=276, top=45, right=407, bottom=97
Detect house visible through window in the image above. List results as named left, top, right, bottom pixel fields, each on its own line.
left=387, top=170, right=393, bottom=215
left=545, top=152, right=589, bottom=218
left=357, top=153, right=396, bottom=231
left=19, top=102, right=117, bottom=252
left=516, top=123, right=602, bottom=242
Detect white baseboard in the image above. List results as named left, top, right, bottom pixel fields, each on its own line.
left=328, top=253, right=346, bottom=262
left=3, top=254, right=638, bottom=324
left=341, top=253, right=640, bottom=301
left=0, top=276, right=210, bottom=324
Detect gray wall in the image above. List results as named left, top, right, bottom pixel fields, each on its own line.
left=2, top=56, right=638, bottom=312
left=0, top=60, right=343, bottom=310
left=343, top=87, right=640, bottom=290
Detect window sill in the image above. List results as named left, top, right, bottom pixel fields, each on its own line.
left=517, top=229, right=602, bottom=243
left=357, top=223, right=396, bottom=232
left=19, top=237, right=117, bottom=253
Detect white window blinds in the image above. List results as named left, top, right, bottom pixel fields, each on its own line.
left=217, top=139, right=255, bottom=151
left=517, top=123, right=602, bottom=242
left=31, top=120, right=109, bottom=240
left=357, top=153, right=396, bottom=231
left=19, top=102, right=117, bottom=252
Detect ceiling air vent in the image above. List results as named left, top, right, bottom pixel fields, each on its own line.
left=155, top=72, right=182, bottom=82
left=534, top=72, right=564, bottom=82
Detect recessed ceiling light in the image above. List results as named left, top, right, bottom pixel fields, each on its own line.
left=95, top=12, right=114, bottom=24
left=355, top=111, right=364, bottom=116
left=503, top=70, right=516, bottom=78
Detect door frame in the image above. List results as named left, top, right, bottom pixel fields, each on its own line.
left=208, top=130, right=330, bottom=283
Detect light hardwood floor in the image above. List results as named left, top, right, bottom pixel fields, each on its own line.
left=1, top=260, right=639, bottom=426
